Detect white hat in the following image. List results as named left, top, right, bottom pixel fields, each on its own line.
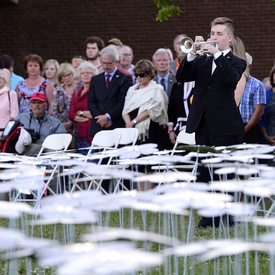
left=15, top=128, right=32, bottom=154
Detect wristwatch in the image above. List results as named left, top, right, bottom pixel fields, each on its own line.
left=133, top=119, right=137, bottom=125
left=80, top=111, right=83, bottom=117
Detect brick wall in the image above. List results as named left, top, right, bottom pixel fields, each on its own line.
left=0, top=0, right=274, bottom=81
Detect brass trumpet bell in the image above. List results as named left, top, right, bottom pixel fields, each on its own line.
left=180, top=37, right=218, bottom=55
left=180, top=37, right=195, bottom=54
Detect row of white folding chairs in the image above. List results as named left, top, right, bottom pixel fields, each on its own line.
left=13, top=128, right=139, bottom=203
left=70, top=128, right=139, bottom=194
left=13, top=128, right=195, bottom=203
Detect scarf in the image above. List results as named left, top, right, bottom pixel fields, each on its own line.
left=122, top=80, right=168, bottom=140
left=0, top=86, right=10, bottom=95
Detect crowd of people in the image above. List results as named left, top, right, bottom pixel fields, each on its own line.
left=0, top=16, right=274, bottom=159
left=0, top=16, right=275, bottom=228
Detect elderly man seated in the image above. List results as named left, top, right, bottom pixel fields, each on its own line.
left=15, top=92, right=67, bottom=156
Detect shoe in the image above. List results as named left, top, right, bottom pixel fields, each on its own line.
left=196, top=216, right=220, bottom=228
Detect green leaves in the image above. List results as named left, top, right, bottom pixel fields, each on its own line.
left=154, top=0, right=183, bottom=22
left=155, top=0, right=274, bottom=21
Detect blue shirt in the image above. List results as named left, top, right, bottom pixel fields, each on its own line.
left=239, top=75, right=266, bottom=123
left=105, top=68, right=117, bottom=82
left=11, top=72, right=24, bottom=91
left=157, top=73, right=169, bottom=93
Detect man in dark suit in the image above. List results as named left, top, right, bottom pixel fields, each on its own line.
left=177, top=17, right=246, bottom=147
left=176, top=17, right=246, bottom=228
left=88, top=46, right=132, bottom=137
left=153, top=48, right=177, bottom=150
left=153, top=48, right=177, bottom=99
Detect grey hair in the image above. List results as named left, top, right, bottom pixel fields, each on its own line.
left=76, top=61, right=98, bottom=79
left=120, top=45, right=133, bottom=56
left=100, top=45, right=120, bottom=62
left=152, top=48, right=173, bottom=63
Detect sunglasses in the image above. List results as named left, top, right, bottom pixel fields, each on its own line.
left=135, top=73, right=147, bottom=78
left=73, top=55, right=86, bottom=60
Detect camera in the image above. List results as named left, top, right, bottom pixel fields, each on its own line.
left=25, top=128, right=40, bottom=143
left=30, top=131, right=40, bottom=143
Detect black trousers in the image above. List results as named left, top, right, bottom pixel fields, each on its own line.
left=243, top=123, right=261, bottom=144
left=195, top=115, right=244, bottom=148
left=195, top=115, right=244, bottom=183
left=194, top=115, right=243, bottom=227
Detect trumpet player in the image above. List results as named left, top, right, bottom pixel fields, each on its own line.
left=176, top=16, right=246, bottom=148
left=176, top=17, right=247, bottom=228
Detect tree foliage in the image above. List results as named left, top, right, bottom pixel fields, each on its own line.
left=155, top=0, right=275, bottom=22
left=154, top=0, right=183, bottom=22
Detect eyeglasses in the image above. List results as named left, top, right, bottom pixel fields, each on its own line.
left=101, top=61, right=115, bottom=66
left=135, top=73, right=147, bottom=78
left=80, top=71, right=93, bottom=75
left=62, top=73, right=72, bottom=78
left=122, top=54, right=132, bottom=57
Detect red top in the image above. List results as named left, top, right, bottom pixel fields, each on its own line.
left=69, top=87, right=92, bottom=139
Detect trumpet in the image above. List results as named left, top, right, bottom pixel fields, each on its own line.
left=180, top=37, right=217, bottom=56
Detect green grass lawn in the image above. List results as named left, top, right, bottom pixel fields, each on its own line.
left=0, top=202, right=272, bottom=275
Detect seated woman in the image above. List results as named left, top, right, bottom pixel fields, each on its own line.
left=122, top=59, right=168, bottom=147
left=69, top=61, right=98, bottom=154
left=0, top=69, right=18, bottom=135
left=16, top=54, right=54, bottom=115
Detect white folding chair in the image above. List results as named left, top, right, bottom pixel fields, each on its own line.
left=113, top=128, right=139, bottom=147
left=85, top=130, right=121, bottom=165
left=171, top=129, right=196, bottom=155
left=152, top=129, right=196, bottom=172
left=14, top=134, right=72, bottom=204
left=37, top=133, right=72, bottom=158
left=112, top=128, right=139, bottom=192
left=71, top=130, right=121, bottom=193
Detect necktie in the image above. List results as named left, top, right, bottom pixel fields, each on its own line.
left=106, top=74, right=110, bottom=90
left=211, top=56, right=216, bottom=75
left=160, top=78, right=166, bottom=92
left=212, top=53, right=223, bottom=74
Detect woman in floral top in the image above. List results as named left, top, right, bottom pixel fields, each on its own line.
left=16, top=54, right=54, bottom=115
left=52, top=63, right=77, bottom=133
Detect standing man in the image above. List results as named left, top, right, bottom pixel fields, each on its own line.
left=176, top=17, right=246, bottom=228
left=153, top=48, right=177, bottom=150
left=239, top=52, right=266, bottom=143
left=171, top=34, right=187, bottom=75
left=85, top=36, right=105, bottom=73
left=177, top=17, right=246, bottom=148
left=153, top=48, right=177, bottom=98
left=120, top=45, right=137, bottom=84
left=88, top=46, right=132, bottom=137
